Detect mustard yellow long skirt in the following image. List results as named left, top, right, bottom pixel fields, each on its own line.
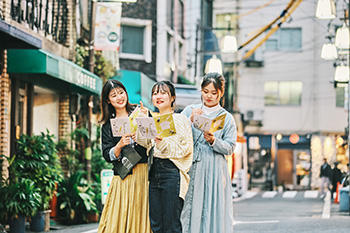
left=98, top=163, right=152, bottom=233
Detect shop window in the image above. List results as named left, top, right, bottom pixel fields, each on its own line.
left=33, top=86, right=59, bottom=139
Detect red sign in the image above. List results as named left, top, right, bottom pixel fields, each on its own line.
left=289, top=134, right=300, bottom=144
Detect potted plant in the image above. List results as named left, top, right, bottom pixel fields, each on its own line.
left=0, top=154, right=42, bottom=233
left=13, top=132, right=63, bottom=232
left=57, top=170, right=97, bottom=224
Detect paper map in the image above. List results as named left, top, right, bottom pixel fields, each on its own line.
left=110, top=117, right=131, bottom=137
left=193, top=114, right=226, bottom=133
left=152, top=113, right=176, bottom=138
left=129, top=107, right=141, bottom=133
left=110, top=112, right=176, bottom=138
left=135, top=117, right=158, bottom=139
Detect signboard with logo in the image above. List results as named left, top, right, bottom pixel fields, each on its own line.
left=101, top=169, right=114, bottom=204
left=94, top=2, right=122, bottom=50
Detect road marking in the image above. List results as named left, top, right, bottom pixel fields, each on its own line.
left=245, top=191, right=258, bottom=199
left=304, top=190, right=319, bottom=198
left=234, top=220, right=280, bottom=225
left=262, top=191, right=277, bottom=198
left=232, top=191, right=258, bottom=202
left=81, top=229, right=98, bottom=233
left=282, top=191, right=297, bottom=198
left=322, top=191, right=331, bottom=219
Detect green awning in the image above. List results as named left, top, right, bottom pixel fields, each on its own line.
left=111, top=69, right=155, bottom=110
left=7, top=49, right=102, bottom=95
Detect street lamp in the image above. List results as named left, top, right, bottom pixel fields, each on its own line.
left=205, top=55, right=223, bottom=74
left=335, top=23, right=350, bottom=49
left=334, top=65, right=350, bottom=85
left=321, top=43, right=338, bottom=60
left=316, top=0, right=336, bottom=19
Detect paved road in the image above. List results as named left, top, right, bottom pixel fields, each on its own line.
left=25, top=190, right=350, bottom=233
left=233, top=191, right=350, bottom=233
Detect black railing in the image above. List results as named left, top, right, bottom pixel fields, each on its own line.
left=10, top=0, right=68, bottom=44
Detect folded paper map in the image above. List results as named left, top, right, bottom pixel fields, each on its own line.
left=135, top=117, right=158, bottom=139
left=129, top=107, right=141, bottom=133
left=193, top=114, right=226, bottom=133
left=110, top=117, right=131, bottom=137
left=152, top=113, right=176, bottom=138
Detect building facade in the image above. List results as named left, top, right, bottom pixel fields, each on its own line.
left=214, top=0, right=348, bottom=190
left=0, top=0, right=102, bottom=177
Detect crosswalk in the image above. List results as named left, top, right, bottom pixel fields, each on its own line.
left=237, top=190, right=321, bottom=201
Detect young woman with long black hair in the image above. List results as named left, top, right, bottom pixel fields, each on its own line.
left=97, top=80, right=151, bottom=233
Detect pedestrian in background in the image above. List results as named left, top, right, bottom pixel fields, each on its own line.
left=331, top=162, right=343, bottom=200
left=97, top=80, right=151, bottom=233
left=320, top=158, right=332, bottom=197
left=181, top=73, right=237, bottom=233
left=136, top=81, right=193, bottom=233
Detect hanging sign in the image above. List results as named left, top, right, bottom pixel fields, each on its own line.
left=94, top=2, right=122, bottom=50
left=289, top=134, right=300, bottom=144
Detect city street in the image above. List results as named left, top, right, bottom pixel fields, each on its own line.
left=233, top=191, right=350, bottom=233
left=28, top=191, right=350, bottom=233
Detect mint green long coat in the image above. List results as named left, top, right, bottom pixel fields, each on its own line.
left=180, top=104, right=237, bottom=233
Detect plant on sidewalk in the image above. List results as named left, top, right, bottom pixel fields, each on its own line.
left=14, top=131, right=63, bottom=211
left=0, top=155, right=41, bottom=222
left=56, top=170, right=98, bottom=224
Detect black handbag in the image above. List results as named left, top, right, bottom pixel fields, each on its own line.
left=115, top=144, right=142, bottom=179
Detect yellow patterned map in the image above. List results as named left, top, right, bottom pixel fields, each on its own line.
left=151, top=112, right=176, bottom=138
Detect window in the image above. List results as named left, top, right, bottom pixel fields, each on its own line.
left=121, top=26, right=144, bottom=55
left=120, top=18, right=152, bottom=63
left=336, top=87, right=345, bottom=108
left=265, top=28, right=302, bottom=51
left=167, top=0, right=174, bottom=29
left=177, top=0, right=184, bottom=36
left=264, top=81, right=302, bottom=106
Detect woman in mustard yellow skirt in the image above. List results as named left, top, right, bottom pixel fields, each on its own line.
left=98, top=80, right=151, bottom=233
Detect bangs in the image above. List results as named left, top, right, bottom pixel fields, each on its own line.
left=152, top=83, right=171, bottom=95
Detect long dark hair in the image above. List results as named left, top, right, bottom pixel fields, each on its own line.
left=201, top=72, right=225, bottom=107
left=151, top=81, right=176, bottom=109
left=99, top=80, right=135, bottom=124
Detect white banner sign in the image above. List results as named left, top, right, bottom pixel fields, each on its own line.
left=94, top=2, right=122, bottom=50
left=101, top=169, right=114, bottom=204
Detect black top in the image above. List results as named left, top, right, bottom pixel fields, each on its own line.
left=320, top=163, right=332, bottom=178
left=101, top=119, right=148, bottom=177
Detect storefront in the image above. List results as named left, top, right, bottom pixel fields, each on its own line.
left=276, top=134, right=311, bottom=190
left=7, top=49, right=102, bottom=155
left=246, top=134, right=273, bottom=190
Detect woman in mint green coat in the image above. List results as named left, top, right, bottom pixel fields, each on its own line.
left=181, top=72, right=237, bottom=233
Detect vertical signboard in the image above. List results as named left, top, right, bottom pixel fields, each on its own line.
left=101, top=169, right=114, bottom=204
left=94, top=2, right=122, bottom=50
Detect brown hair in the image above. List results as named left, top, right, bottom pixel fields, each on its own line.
left=99, top=80, right=135, bottom=124
left=201, top=72, right=225, bottom=106
left=151, top=81, right=176, bottom=108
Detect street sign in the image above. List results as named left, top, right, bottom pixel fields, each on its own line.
left=101, top=169, right=114, bottom=205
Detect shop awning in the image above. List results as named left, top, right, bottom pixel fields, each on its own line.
left=112, top=69, right=155, bottom=110
left=7, top=49, right=102, bottom=95
left=0, top=20, right=42, bottom=49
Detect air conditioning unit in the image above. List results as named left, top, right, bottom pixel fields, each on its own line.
left=243, top=109, right=264, bottom=122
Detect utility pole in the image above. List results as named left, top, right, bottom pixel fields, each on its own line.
left=86, top=0, right=97, bottom=183
left=347, top=1, right=350, bottom=216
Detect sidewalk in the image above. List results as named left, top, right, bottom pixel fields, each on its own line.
left=25, top=221, right=99, bottom=233
left=330, top=201, right=350, bottom=218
